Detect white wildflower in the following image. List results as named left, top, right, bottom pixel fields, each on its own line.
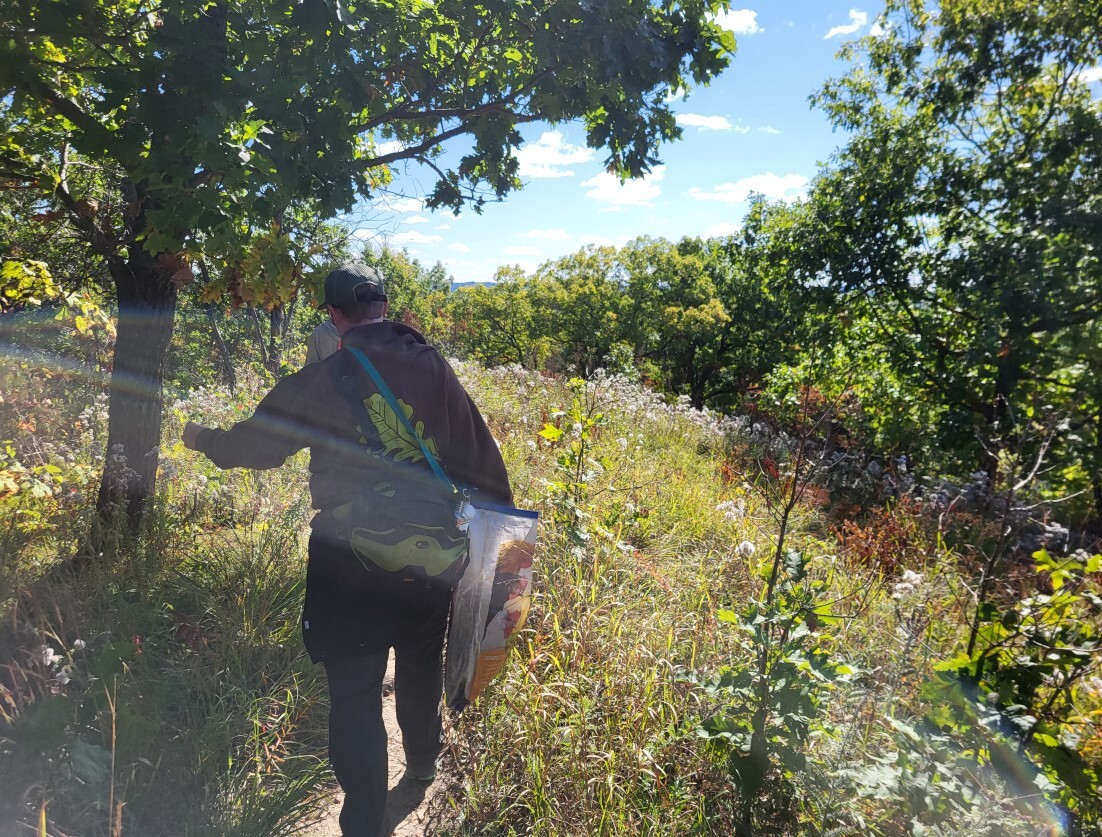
left=40, top=646, right=61, bottom=667
left=715, top=499, right=745, bottom=522
left=892, top=569, right=925, bottom=599
left=72, top=639, right=86, bottom=651
left=736, top=540, right=756, bottom=558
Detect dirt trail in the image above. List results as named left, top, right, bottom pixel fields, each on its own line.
left=302, top=652, right=453, bottom=837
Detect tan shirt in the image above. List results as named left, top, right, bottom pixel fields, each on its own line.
left=305, top=321, right=341, bottom=364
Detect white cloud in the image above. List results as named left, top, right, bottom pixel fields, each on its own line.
left=582, top=166, right=666, bottom=209
left=676, top=113, right=734, bottom=131
left=448, top=242, right=471, bottom=253
left=435, top=223, right=452, bottom=230
left=350, top=228, right=377, bottom=241
left=665, top=87, right=688, bottom=103
left=689, top=172, right=809, bottom=204
left=869, top=21, right=887, bottom=38
left=404, top=215, right=430, bottom=225
left=372, top=140, right=406, bottom=157
left=390, top=230, right=442, bottom=245
left=704, top=221, right=741, bottom=238
left=382, top=196, right=424, bottom=214
left=516, top=131, right=596, bottom=178
left=518, top=228, right=571, bottom=241
left=733, top=124, right=751, bottom=135
left=1079, top=66, right=1102, bottom=84
left=714, top=9, right=762, bottom=35
left=824, top=9, right=867, bottom=39
left=758, top=126, right=781, bottom=135
left=503, top=245, right=545, bottom=258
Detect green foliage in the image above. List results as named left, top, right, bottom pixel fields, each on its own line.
left=4, top=316, right=1097, bottom=835
left=793, top=0, right=1102, bottom=515
left=700, top=548, right=852, bottom=812
left=437, top=269, right=553, bottom=368
left=697, top=391, right=854, bottom=835
left=1, top=259, right=57, bottom=310
left=923, top=549, right=1102, bottom=827
left=622, top=233, right=800, bottom=410
left=0, top=0, right=733, bottom=258
left=442, top=363, right=750, bottom=835
left=539, top=377, right=610, bottom=545
left=845, top=716, right=983, bottom=835
left=10, top=10, right=1102, bottom=809
left=0, top=259, right=111, bottom=343
left=439, top=233, right=804, bottom=413
left=1, top=456, right=327, bottom=836
left=536, top=245, right=628, bottom=376
left=0, top=0, right=735, bottom=523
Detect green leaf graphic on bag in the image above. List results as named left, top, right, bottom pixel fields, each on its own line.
left=363, top=393, right=440, bottom=463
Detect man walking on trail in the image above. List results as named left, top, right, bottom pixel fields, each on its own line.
left=182, top=263, right=512, bottom=837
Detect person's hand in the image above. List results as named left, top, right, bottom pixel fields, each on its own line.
left=182, top=421, right=208, bottom=451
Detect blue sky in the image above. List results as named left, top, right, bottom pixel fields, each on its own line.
left=349, top=3, right=889, bottom=284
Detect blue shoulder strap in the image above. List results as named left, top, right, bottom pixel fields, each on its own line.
left=346, top=346, right=455, bottom=493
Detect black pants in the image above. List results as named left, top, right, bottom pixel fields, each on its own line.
left=324, top=622, right=446, bottom=837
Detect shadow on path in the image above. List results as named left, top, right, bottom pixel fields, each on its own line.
left=383, top=776, right=428, bottom=832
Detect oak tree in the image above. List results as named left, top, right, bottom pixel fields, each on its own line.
left=800, top=0, right=1102, bottom=506
left=0, top=0, right=734, bottom=531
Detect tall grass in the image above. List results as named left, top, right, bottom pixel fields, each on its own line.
left=2, top=349, right=1098, bottom=835
left=1, top=354, right=332, bottom=835
left=439, top=368, right=759, bottom=835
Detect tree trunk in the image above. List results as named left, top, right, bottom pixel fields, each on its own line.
left=205, top=302, right=236, bottom=394
left=94, top=252, right=177, bottom=536
left=1091, top=408, right=1102, bottom=527
left=248, top=306, right=270, bottom=370
left=283, top=294, right=298, bottom=346
left=267, top=304, right=285, bottom=374
left=690, top=364, right=706, bottom=410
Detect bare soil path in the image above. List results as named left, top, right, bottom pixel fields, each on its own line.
left=301, top=652, right=454, bottom=837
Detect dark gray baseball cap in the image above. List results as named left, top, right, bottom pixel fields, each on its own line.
left=321, top=263, right=387, bottom=307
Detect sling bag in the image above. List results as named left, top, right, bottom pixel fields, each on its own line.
left=330, top=346, right=470, bottom=588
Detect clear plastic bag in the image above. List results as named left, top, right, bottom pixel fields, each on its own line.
left=445, top=501, right=538, bottom=711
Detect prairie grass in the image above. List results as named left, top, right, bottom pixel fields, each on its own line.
left=1, top=351, right=329, bottom=835
left=439, top=369, right=766, bottom=835
left=1, top=349, right=1098, bottom=835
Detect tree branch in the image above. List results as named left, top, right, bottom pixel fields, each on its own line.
left=19, top=75, right=114, bottom=150
left=54, top=179, right=114, bottom=256
left=358, top=111, right=542, bottom=171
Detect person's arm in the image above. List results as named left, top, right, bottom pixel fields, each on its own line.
left=183, top=372, right=313, bottom=470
